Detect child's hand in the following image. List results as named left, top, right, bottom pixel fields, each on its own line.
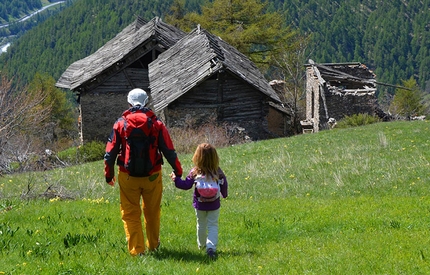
left=170, top=172, right=176, bottom=181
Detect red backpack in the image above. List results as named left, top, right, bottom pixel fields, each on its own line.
left=123, top=110, right=158, bottom=177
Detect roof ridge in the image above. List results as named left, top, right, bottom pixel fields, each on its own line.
left=193, top=27, right=225, bottom=62
left=134, top=16, right=147, bottom=31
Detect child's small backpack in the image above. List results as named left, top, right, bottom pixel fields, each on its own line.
left=123, top=111, right=157, bottom=177
left=195, top=174, right=222, bottom=202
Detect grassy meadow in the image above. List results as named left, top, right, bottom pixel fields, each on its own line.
left=0, top=120, right=429, bottom=274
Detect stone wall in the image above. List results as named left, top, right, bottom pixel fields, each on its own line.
left=319, top=88, right=376, bottom=129
left=81, top=92, right=128, bottom=143
left=303, top=62, right=379, bottom=132
left=80, top=67, right=149, bottom=142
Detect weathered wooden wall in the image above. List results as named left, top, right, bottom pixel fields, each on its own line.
left=267, top=104, right=290, bottom=137
left=163, top=73, right=280, bottom=140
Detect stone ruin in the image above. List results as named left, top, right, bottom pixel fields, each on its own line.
left=301, top=59, right=390, bottom=133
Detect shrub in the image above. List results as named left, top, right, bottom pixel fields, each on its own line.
left=336, top=113, right=380, bottom=128
left=169, top=122, right=248, bottom=154
left=57, top=141, right=105, bottom=165
left=5, top=122, right=245, bottom=174
left=57, top=147, right=79, bottom=165
left=77, top=141, right=105, bottom=162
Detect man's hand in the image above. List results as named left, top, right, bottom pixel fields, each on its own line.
left=106, top=177, right=116, bottom=186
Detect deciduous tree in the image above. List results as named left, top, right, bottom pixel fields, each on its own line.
left=0, top=75, right=51, bottom=173
left=270, top=34, right=311, bottom=134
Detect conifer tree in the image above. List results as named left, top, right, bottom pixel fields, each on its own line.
left=389, top=77, right=425, bottom=118
left=28, top=73, right=78, bottom=142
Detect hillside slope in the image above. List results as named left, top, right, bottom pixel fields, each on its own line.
left=0, top=120, right=429, bottom=273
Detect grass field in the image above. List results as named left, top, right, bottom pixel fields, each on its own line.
left=1, top=120, right=429, bottom=274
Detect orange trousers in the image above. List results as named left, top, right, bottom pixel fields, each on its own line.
left=118, top=170, right=162, bottom=256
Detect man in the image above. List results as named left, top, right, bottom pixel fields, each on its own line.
left=104, top=88, right=183, bottom=256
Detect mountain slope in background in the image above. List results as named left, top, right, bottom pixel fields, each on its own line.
left=273, top=0, right=430, bottom=95
left=0, top=0, right=72, bottom=54
left=0, top=0, right=42, bottom=24
left=0, top=0, right=428, bottom=97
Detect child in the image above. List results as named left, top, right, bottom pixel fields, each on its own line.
left=170, top=143, right=228, bottom=259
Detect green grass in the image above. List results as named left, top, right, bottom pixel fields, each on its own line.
left=1, top=120, right=429, bottom=274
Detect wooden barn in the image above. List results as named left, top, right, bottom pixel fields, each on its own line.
left=301, top=59, right=383, bottom=133
left=149, top=27, right=291, bottom=140
left=55, top=17, right=186, bottom=142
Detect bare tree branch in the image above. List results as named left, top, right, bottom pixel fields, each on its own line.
left=0, top=75, right=53, bottom=173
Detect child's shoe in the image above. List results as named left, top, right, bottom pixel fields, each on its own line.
left=207, top=248, right=216, bottom=259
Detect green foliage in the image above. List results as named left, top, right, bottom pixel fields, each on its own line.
left=77, top=141, right=105, bottom=162
left=166, top=0, right=297, bottom=67
left=0, top=1, right=71, bottom=38
left=389, top=77, right=426, bottom=118
left=0, top=0, right=42, bottom=23
left=336, top=113, right=381, bottom=128
left=273, top=0, right=429, bottom=95
left=0, top=120, right=430, bottom=273
left=57, top=141, right=105, bottom=165
left=28, top=72, right=78, bottom=139
left=56, top=146, right=78, bottom=164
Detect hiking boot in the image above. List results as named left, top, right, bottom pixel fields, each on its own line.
left=207, top=248, right=216, bottom=259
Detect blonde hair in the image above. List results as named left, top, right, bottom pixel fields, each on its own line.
left=192, top=143, right=219, bottom=179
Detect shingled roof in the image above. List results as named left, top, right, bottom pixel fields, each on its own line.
left=56, top=17, right=186, bottom=90
left=149, top=27, right=281, bottom=112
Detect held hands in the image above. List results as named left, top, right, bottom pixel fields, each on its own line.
left=169, top=172, right=176, bottom=182
left=106, top=177, right=116, bottom=186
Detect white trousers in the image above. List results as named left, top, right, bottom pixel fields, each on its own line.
left=195, top=208, right=220, bottom=251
